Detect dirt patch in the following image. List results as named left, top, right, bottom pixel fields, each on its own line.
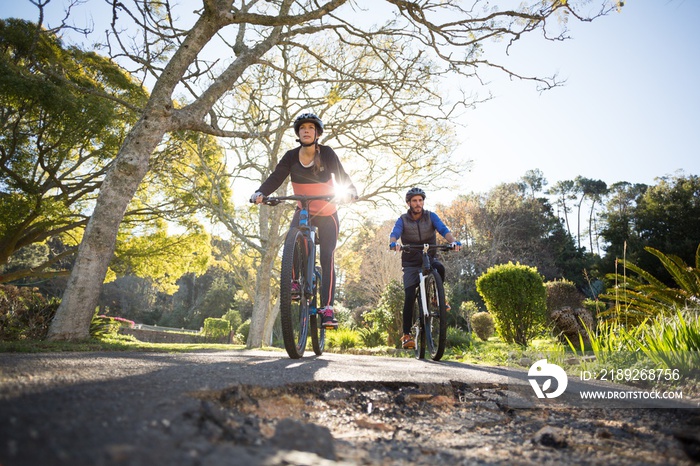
left=190, top=381, right=700, bottom=465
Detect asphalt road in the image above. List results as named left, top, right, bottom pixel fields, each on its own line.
left=0, top=350, right=697, bottom=465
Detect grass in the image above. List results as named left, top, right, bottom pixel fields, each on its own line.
left=0, top=333, right=245, bottom=353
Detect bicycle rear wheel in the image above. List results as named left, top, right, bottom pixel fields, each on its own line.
left=280, top=228, right=309, bottom=359
left=412, top=295, right=426, bottom=359
left=424, top=270, right=447, bottom=361
left=310, top=266, right=325, bottom=355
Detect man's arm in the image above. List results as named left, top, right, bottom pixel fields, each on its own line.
left=389, top=218, right=403, bottom=251
left=430, top=212, right=461, bottom=251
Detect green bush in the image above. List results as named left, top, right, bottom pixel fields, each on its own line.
left=453, top=300, right=479, bottom=332
left=90, top=315, right=121, bottom=337
left=237, top=319, right=251, bottom=343
left=203, top=317, right=231, bottom=340
left=365, top=279, right=403, bottom=345
left=0, top=285, right=59, bottom=341
left=358, top=325, right=387, bottom=348
left=545, top=279, right=584, bottom=313
left=326, top=328, right=360, bottom=350
left=446, top=326, right=472, bottom=349
left=476, top=262, right=547, bottom=347
left=222, top=309, right=243, bottom=334
left=471, top=312, right=495, bottom=341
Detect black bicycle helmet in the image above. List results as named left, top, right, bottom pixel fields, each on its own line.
left=405, top=187, right=426, bottom=203
left=293, top=113, right=324, bottom=136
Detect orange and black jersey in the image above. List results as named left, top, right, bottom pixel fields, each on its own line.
left=257, top=145, right=356, bottom=216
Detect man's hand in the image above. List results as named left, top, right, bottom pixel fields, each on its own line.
left=451, top=241, right=462, bottom=252
left=389, top=241, right=401, bottom=251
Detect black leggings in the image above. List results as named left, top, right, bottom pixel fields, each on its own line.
left=291, top=210, right=339, bottom=308
left=402, top=261, right=445, bottom=335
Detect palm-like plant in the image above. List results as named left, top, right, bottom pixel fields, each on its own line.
left=601, top=244, right=700, bottom=323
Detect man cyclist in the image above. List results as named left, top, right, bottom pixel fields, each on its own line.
left=251, top=112, right=357, bottom=329
left=389, top=187, right=461, bottom=349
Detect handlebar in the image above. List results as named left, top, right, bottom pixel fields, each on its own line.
left=398, top=244, right=456, bottom=252
left=251, top=194, right=357, bottom=206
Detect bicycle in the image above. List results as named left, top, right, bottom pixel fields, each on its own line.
left=255, top=194, right=335, bottom=359
left=399, top=243, right=455, bottom=361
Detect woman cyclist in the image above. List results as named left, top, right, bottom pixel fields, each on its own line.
left=251, top=113, right=357, bottom=329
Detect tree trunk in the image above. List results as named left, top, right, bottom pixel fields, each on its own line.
left=246, top=244, right=277, bottom=348
left=263, top=300, right=280, bottom=346
left=47, top=115, right=167, bottom=340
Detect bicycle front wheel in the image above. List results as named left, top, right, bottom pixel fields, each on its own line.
left=424, top=270, right=447, bottom=361
left=280, top=228, right=309, bottom=359
left=310, top=266, right=325, bottom=355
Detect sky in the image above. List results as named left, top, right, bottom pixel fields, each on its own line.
left=451, top=0, right=700, bottom=197
left=4, top=1, right=700, bottom=204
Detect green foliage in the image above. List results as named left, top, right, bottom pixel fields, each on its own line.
left=601, top=244, right=700, bottom=324
left=471, top=311, right=495, bottom=341
left=0, top=19, right=147, bottom=281
left=446, top=326, right=472, bottom=349
left=326, top=328, right=360, bottom=350
left=0, top=285, right=59, bottom=340
left=450, top=300, right=478, bottom=331
left=476, top=262, right=547, bottom=347
left=237, top=319, right=251, bottom=343
left=90, top=315, right=121, bottom=338
left=639, top=311, right=700, bottom=376
left=365, top=279, right=403, bottom=345
left=357, top=326, right=387, bottom=348
left=545, top=279, right=584, bottom=313
left=222, top=309, right=243, bottom=334
left=202, top=317, right=231, bottom=340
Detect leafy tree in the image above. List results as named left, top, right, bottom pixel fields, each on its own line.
left=1, top=20, right=218, bottom=289
left=28, top=1, right=616, bottom=341
left=340, top=220, right=402, bottom=311
left=598, top=181, right=647, bottom=275
left=546, top=179, right=577, bottom=237
left=633, top=173, right=700, bottom=284
left=519, top=169, right=548, bottom=200
left=0, top=18, right=147, bottom=282
left=364, top=278, right=404, bottom=348
left=573, top=176, right=607, bottom=253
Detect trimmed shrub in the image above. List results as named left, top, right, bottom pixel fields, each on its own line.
left=203, top=317, right=231, bottom=340
left=471, top=312, right=495, bottom=341
left=476, top=262, right=547, bottom=347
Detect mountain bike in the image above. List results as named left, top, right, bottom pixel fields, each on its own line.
left=400, top=244, right=454, bottom=361
left=257, top=194, right=334, bottom=359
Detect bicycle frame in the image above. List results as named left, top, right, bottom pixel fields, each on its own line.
left=400, top=243, right=453, bottom=360
left=417, top=243, right=433, bottom=323
left=257, top=194, right=335, bottom=358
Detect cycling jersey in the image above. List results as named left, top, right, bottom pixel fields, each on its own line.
left=256, top=145, right=355, bottom=216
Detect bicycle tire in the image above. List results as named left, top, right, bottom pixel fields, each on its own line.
left=424, top=270, right=447, bottom=361
left=280, top=228, right=309, bottom=359
left=310, top=266, right=325, bottom=355
left=412, top=295, right=426, bottom=359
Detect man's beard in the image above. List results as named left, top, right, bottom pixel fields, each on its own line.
left=411, top=206, right=422, bottom=215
